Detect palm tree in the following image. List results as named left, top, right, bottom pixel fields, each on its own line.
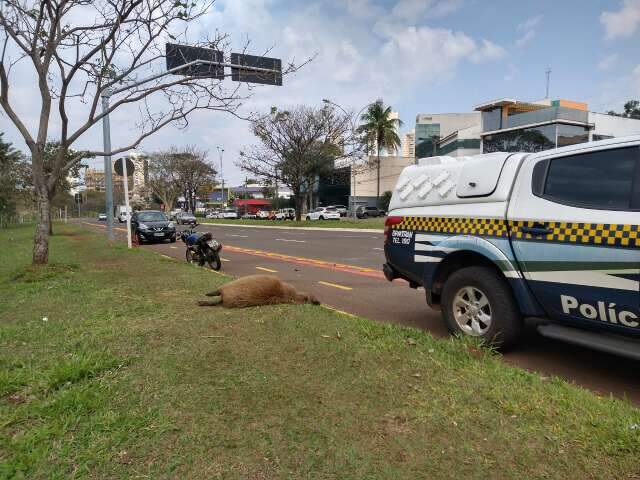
left=356, top=100, right=403, bottom=201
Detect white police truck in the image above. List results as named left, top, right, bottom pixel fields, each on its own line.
left=383, top=136, right=639, bottom=359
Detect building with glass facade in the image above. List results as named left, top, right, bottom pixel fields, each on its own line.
left=475, top=98, right=640, bottom=153
left=415, top=112, right=481, bottom=159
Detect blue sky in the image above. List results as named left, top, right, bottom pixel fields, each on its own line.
left=2, top=0, right=639, bottom=184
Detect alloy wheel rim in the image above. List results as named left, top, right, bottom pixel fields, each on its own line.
left=452, top=287, right=492, bottom=336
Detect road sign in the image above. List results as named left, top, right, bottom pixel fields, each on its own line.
left=230, top=53, right=282, bottom=86
left=114, top=158, right=135, bottom=177
left=166, top=43, right=224, bottom=79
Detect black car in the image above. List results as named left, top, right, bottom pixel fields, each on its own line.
left=356, top=206, right=385, bottom=218
left=130, top=210, right=176, bottom=244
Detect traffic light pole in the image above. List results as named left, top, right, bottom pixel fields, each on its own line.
left=100, top=57, right=281, bottom=242
left=101, top=90, right=114, bottom=241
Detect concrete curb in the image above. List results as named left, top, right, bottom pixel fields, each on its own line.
left=198, top=222, right=384, bottom=234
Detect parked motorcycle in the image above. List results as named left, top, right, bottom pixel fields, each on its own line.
left=180, top=228, right=223, bottom=271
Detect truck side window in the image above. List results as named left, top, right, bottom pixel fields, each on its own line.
left=541, top=147, right=638, bottom=211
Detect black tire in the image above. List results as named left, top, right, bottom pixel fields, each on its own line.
left=185, top=249, right=195, bottom=264
left=207, top=252, right=222, bottom=271
left=170, top=237, right=176, bottom=243
left=319, top=216, right=324, bottom=220
left=306, top=216, right=311, bottom=221
left=441, top=266, right=522, bottom=349
left=362, top=213, right=368, bottom=218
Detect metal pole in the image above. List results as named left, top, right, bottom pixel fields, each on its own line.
left=217, top=147, right=224, bottom=211
left=101, top=91, right=114, bottom=241
left=122, top=158, right=133, bottom=248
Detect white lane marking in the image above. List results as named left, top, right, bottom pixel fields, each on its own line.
left=170, top=246, right=178, bottom=249
left=226, top=234, right=248, bottom=238
left=275, top=238, right=307, bottom=243
left=220, top=257, right=231, bottom=262
left=373, top=247, right=384, bottom=251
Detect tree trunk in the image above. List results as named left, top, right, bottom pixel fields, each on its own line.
left=33, top=188, right=50, bottom=265
left=376, top=146, right=381, bottom=203
left=294, top=193, right=303, bottom=221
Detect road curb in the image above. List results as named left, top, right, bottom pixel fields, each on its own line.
left=199, top=222, right=383, bottom=233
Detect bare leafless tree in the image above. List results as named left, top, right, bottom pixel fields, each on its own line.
left=238, top=105, right=361, bottom=220
left=0, top=0, right=306, bottom=264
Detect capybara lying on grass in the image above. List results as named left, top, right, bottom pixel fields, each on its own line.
left=197, top=274, right=320, bottom=308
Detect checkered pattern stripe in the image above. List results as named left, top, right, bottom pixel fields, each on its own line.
left=393, top=217, right=509, bottom=238
left=511, top=220, right=639, bottom=248
left=393, top=217, right=639, bottom=248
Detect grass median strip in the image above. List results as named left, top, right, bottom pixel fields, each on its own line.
left=1, top=224, right=639, bottom=479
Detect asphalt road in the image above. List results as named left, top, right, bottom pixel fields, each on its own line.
left=83, top=219, right=640, bottom=404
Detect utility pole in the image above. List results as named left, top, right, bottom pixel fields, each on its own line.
left=101, top=89, right=114, bottom=240
left=545, top=68, right=552, bottom=99
left=217, top=147, right=225, bottom=210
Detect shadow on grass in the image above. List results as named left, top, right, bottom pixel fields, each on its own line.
left=11, top=263, right=80, bottom=283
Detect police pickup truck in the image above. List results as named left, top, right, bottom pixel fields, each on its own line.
left=383, top=136, right=639, bottom=359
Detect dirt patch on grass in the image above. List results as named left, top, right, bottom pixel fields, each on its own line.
left=11, top=263, right=79, bottom=283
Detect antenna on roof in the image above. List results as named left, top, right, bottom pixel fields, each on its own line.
left=545, top=68, right=551, bottom=99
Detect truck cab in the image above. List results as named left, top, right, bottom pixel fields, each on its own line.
left=383, top=136, right=640, bottom=358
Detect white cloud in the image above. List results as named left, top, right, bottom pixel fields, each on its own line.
left=515, top=15, right=542, bottom=48
left=600, top=0, right=640, bottom=39
left=597, top=53, right=619, bottom=71
left=517, top=15, right=542, bottom=32
left=391, top=0, right=463, bottom=21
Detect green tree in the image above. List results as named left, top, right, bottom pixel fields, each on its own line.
left=0, top=133, right=30, bottom=220
left=607, top=99, right=640, bottom=119
left=380, top=190, right=393, bottom=212
left=356, top=100, right=403, bottom=199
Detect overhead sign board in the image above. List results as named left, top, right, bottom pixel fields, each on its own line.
left=230, top=53, right=282, bottom=86
left=165, top=43, right=224, bottom=79
left=114, top=158, right=135, bottom=177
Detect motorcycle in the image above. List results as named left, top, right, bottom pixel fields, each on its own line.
left=180, top=228, right=223, bottom=271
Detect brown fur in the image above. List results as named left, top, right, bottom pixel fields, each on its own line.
left=198, top=274, right=320, bottom=308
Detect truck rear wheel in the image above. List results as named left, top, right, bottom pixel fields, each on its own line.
left=441, top=266, right=522, bottom=349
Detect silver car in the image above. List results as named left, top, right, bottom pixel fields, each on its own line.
left=176, top=211, right=197, bottom=225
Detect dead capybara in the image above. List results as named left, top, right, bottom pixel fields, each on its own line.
left=197, top=274, right=320, bottom=308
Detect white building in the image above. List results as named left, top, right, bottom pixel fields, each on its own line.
left=402, top=129, right=415, bottom=158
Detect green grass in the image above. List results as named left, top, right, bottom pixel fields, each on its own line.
left=200, top=217, right=384, bottom=229
left=1, top=224, right=639, bottom=479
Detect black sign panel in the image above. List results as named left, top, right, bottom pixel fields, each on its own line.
left=114, top=158, right=135, bottom=177
left=166, top=43, right=223, bottom=79
left=230, top=53, right=282, bottom=86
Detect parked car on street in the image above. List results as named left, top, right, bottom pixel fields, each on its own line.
left=169, top=209, right=182, bottom=220
left=356, top=206, right=385, bottom=218
left=306, top=207, right=341, bottom=221
left=175, top=211, right=197, bottom=225
left=256, top=210, right=271, bottom=219
left=242, top=212, right=257, bottom=219
left=222, top=209, right=238, bottom=219
left=205, top=210, right=220, bottom=219
left=130, top=210, right=176, bottom=244
left=328, top=205, right=348, bottom=217
left=383, top=136, right=640, bottom=359
left=274, top=208, right=295, bottom=220
left=98, top=213, right=107, bottom=221
left=118, top=211, right=130, bottom=223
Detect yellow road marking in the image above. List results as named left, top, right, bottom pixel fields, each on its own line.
left=159, top=254, right=175, bottom=260
left=318, top=281, right=352, bottom=291
left=256, top=266, right=278, bottom=273
left=170, top=246, right=178, bottom=249
left=320, top=305, right=358, bottom=318
left=220, top=258, right=231, bottom=262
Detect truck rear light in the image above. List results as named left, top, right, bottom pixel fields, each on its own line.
left=384, top=216, right=403, bottom=244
